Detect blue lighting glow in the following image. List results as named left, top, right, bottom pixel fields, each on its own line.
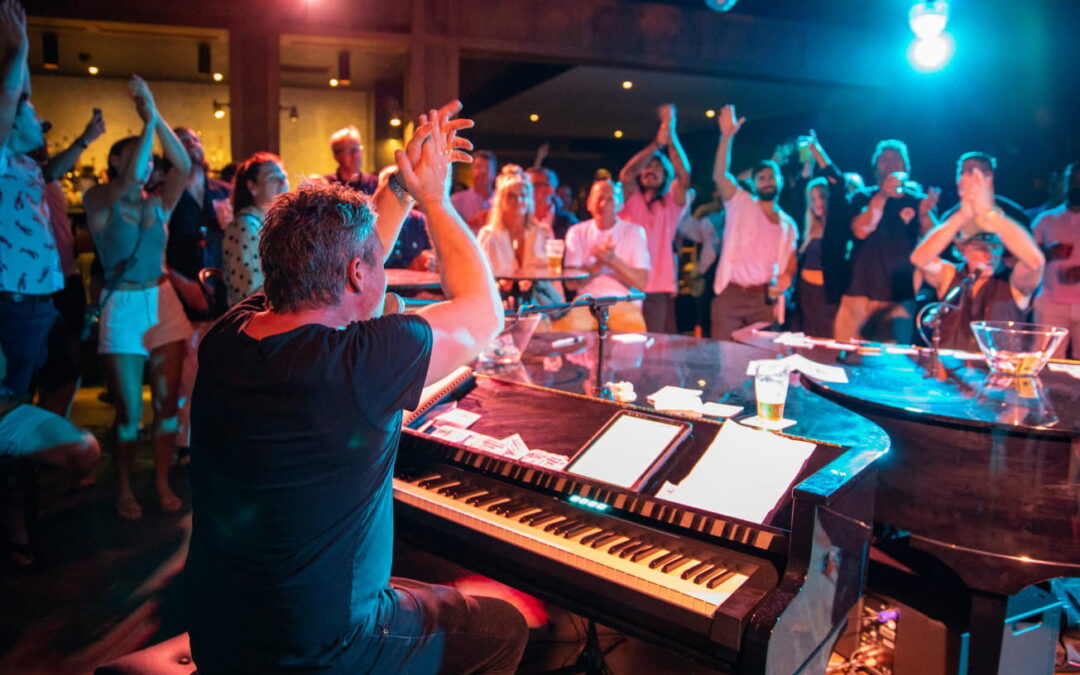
left=569, top=494, right=610, bottom=512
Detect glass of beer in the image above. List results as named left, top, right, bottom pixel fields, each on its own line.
left=545, top=239, right=565, bottom=274
left=754, top=362, right=790, bottom=423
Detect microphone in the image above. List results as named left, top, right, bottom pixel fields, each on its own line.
left=942, top=271, right=978, bottom=305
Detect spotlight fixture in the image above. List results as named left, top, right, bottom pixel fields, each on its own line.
left=329, top=78, right=340, bottom=87
left=212, top=72, right=224, bottom=82
left=613, top=130, right=624, bottom=139
left=389, top=117, right=402, bottom=127
left=212, top=100, right=228, bottom=119
left=909, top=1, right=949, bottom=40
left=621, top=80, right=633, bottom=90
left=42, top=32, right=59, bottom=70
left=529, top=113, right=539, bottom=123
left=705, top=109, right=716, bottom=118
left=87, top=65, right=99, bottom=76
left=78, top=52, right=98, bottom=76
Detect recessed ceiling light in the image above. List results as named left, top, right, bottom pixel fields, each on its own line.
left=613, top=130, right=624, bottom=138
left=705, top=109, right=716, bottom=118
left=212, top=72, right=224, bottom=82
left=329, top=78, right=340, bottom=87
left=389, top=117, right=402, bottom=127
left=529, top=113, right=539, bottom=122
left=621, top=80, right=633, bottom=90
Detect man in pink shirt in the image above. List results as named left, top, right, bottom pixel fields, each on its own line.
left=618, top=103, right=693, bottom=333
left=709, top=105, right=798, bottom=341
left=1033, top=161, right=1080, bottom=358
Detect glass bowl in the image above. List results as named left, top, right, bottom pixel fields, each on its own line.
left=969, top=321, right=1068, bottom=376
left=477, top=314, right=542, bottom=366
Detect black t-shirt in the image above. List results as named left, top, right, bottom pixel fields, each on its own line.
left=186, top=295, right=432, bottom=671
left=847, top=189, right=926, bottom=302
left=166, top=176, right=231, bottom=279
left=938, top=266, right=1028, bottom=351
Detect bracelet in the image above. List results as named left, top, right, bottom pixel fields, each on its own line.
left=386, top=172, right=412, bottom=202
left=75, top=138, right=89, bottom=149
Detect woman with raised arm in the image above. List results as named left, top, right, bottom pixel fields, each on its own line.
left=83, top=76, right=193, bottom=520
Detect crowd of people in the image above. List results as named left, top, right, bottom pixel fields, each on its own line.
left=1, top=0, right=1079, bottom=667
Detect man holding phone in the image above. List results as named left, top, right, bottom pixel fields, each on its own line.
left=835, top=139, right=940, bottom=343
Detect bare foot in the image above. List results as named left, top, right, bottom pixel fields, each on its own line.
left=116, top=492, right=143, bottom=520
left=157, top=487, right=182, bottom=513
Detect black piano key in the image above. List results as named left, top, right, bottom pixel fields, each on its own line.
left=418, top=477, right=456, bottom=490
left=661, top=556, right=691, bottom=574
left=694, top=565, right=725, bottom=586
left=520, top=510, right=552, bottom=525
left=648, top=551, right=680, bottom=569
left=680, top=561, right=710, bottom=580
left=630, top=545, right=659, bottom=563
left=467, top=493, right=504, bottom=507
left=502, top=504, right=536, bottom=518
left=542, top=518, right=571, bottom=533
left=549, top=519, right=579, bottom=535
left=618, top=541, right=650, bottom=559
left=607, top=539, right=640, bottom=556
left=579, top=529, right=611, bottom=546
left=590, top=532, right=622, bottom=549
left=490, top=500, right=524, bottom=514
left=526, top=513, right=562, bottom=527
left=562, top=523, right=593, bottom=539
left=706, top=569, right=739, bottom=590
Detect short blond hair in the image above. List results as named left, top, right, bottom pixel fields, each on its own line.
left=329, top=125, right=362, bottom=149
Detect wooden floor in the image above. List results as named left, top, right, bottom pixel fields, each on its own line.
left=0, top=386, right=718, bottom=674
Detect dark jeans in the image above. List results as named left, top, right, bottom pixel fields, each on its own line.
left=795, top=278, right=838, bottom=339
left=192, top=578, right=528, bottom=675
left=642, top=292, right=676, bottom=334
left=0, top=300, right=59, bottom=395
left=710, top=283, right=773, bottom=341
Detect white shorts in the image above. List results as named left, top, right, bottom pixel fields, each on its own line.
left=98, top=282, right=193, bottom=356
left=0, top=404, right=86, bottom=458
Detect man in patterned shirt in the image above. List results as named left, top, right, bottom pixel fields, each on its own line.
left=0, top=0, right=64, bottom=396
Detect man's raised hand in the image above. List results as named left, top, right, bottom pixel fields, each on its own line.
left=0, top=0, right=26, bottom=52
left=396, top=102, right=475, bottom=207
left=718, top=104, right=744, bottom=137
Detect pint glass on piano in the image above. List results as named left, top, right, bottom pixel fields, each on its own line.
left=754, top=362, right=789, bottom=422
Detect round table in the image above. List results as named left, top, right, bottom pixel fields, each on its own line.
left=385, top=268, right=441, bottom=292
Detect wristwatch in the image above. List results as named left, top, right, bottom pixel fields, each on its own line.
left=387, top=172, right=412, bottom=202
left=75, top=137, right=89, bottom=150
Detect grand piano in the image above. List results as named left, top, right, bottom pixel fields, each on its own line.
left=739, top=331, right=1080, bottom=674
left=393, top=334, right=890, bottom=674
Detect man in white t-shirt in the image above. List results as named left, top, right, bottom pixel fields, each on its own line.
left=1033, top=160, right=1080, bottom=358
left=451, top=149, right=495, bottom=228
left=554, top=178, right=650, bottom=332
left=709, top=105, right=797, bottom=341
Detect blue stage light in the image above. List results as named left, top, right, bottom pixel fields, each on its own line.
left=908, top=33, right=955, bottom=72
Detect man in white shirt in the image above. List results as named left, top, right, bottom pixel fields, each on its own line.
left=553, top=178, right=650, bottom=332
left=709, top=105, right=797, bottom=341
left=451, top=149, right=495, bottom=227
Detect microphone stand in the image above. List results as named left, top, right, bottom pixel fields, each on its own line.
left=918, top=272, right=977, bottom=377
left=418, top=290, right=645, bottom=399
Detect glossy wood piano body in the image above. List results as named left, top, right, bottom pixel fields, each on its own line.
left=738, top=332, right=1080, bottom=673
left=393, top=334, right=890, bottom=674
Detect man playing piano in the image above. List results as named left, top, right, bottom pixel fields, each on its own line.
left=184, top=104, right=527, bottom=674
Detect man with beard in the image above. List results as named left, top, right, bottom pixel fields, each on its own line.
left=708, top=104, right=797, bottom=341
left=834, top=139, right=939, bottom=343
left=1034, top=161, right=1080, bottom=358
left=618, top=103, right=693, bottom=333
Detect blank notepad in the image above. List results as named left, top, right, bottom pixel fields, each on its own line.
left=660, top=420, right=816, bottom=524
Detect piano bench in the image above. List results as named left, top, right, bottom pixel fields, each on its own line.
left=94, top=633, right=196, bottom=675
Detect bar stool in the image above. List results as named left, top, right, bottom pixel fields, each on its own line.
left=94, top=633, right=196, bottom=674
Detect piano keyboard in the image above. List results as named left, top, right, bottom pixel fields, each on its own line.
left=393, top=466, right=766, bottom=617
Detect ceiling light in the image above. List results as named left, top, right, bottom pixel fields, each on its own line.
left=212, top=72, right=224, bottom=82
left=389, top=117, right=402, bottom=127
left=908, top=33, right=954, bottom=72
left=621, top=81, right=633, bottom=90
left=705, top=109, right=716, bottom=118
left=212, top=100, right=228, bottom=119
left=613, top=130, right=623, bottom=139
left=529, top=113, right=539, bottom=122
left=909, top=1, right=949, bottom=40
left=87, top=65, right=99, bottom=75
left=289, top=106, right=299, bottom=122
left=329, top=78, right=340, bottom=87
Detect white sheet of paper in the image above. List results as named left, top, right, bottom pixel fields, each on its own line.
left=647, top=385, right=703, bottom=405
left=660, top=420, right=816, bottom=524
left=1048, top=362, right=1080, bottom=380
left=702, top=402, right=743, bottom=418
left=785, top=354, right=849, bottom=383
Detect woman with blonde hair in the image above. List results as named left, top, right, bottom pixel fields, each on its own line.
left=796, top=176, right=838, bottom=337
